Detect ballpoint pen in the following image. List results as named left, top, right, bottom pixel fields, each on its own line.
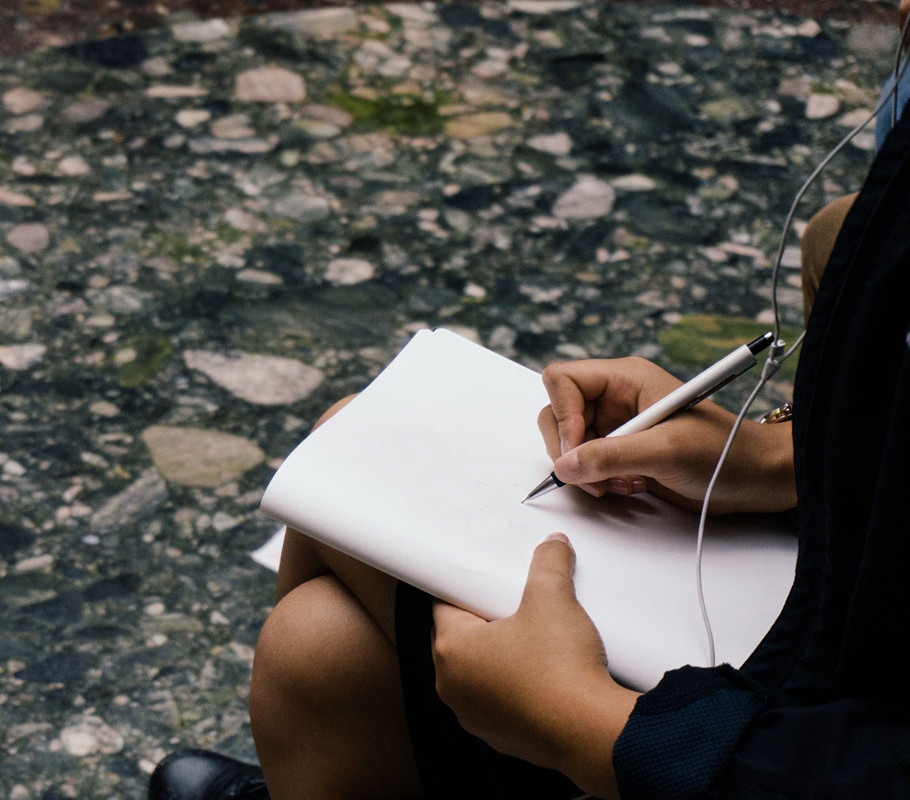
left=521, top=331, right=775, bottom=503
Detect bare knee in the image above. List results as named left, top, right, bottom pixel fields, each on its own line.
left=250, top=576, right=386, bottom=749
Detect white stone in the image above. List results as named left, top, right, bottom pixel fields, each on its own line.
left=2, top=87, right=45, bottom=114
left=6, top=223, right=49, bottom=254
left=6, top=115, right=43, bottom=133
left=272, top=193, right=331, bottom=223
left=444, top=112, right=514, bottom=139
left=175, top=109, right=211, bottom=128
left=0, top=187, right=34, bottom=206
left=298, top=104, right=353, bottom=127
left=146, top=84, right=207, bottom=99
left=188, top=137, right=274, bottom=154
left=90, top=401, right=120, bottom=417
left=684, top=34, right=710, bottom=47
left=473, top=58, right=509, bottom=78
left=3, top=459, right=26, bottom=476
left=142, top=56, right=171, bottom=76
left=60, top=716, right=124, bottom=757
left=62, top=99, right=110, bottom=124
left=224, top=207, right=269, bottom=233
left=325, top=258, right=375, bottom=285
left=234, top=68, right=306, bottom=103
left=837, top=108, right=873, bottom=128
left=850, top=131, right=876, bottom=152
left=57, top=156, right=91, bottom=177
left=236, top=269, right=282, bottom=285
left=556, top=343, right=589, bottom=360
left=211, top=114, right=255, bottom=139
left=11, top=156, right=36, bottom=176
left=610, top=174, right=657, bottom=191
left=184, top=350, right=325, bottom=405
left=272, top=7, right=360, bottom=36
left=806, top=93, right=840, bottom=120
left=508, top=0, right=582, bottom=13
left=172, top=18, right=233, bottom=42
left=93, top=190, right=134, bottom=202
left=353, top=40, right=412, bottom=77
left=553, top=176, right=615, bottom=219
left=0, top=343, right=44, bottom=370
left=212, top=511, right=238, bottom=532
left=527, top=132, right=572, bottom=156
left=294, top=119, right=340, bottom=138
left=0, top=278, right=29, bottom=299
left=143, top=426, right=265, bottom=487
left=778, top=75, right=811, bottom=99
left=796, top=19, right=822, bottom=37
left=385, top=3, right=438, bottom=23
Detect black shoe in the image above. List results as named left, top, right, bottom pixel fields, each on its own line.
left=148, top=749, right=270, bottom=800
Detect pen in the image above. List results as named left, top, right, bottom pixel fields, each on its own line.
left=521, top=331, right=775, bottom=503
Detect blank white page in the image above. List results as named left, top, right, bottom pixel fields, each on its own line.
left=260, top=328, right=797, bottom=690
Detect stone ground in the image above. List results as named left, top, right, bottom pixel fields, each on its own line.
left=0, top=2, right=900, bottom=797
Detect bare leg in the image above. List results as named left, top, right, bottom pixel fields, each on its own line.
left=250, top=391, right=421, bottom=799
left=801, top=193, right=857, bottom=322
left=250, top=544, right=421, bottom=799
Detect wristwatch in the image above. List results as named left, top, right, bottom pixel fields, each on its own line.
left=759, top=402, right=794, bottom=424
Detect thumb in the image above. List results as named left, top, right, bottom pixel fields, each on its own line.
left=519, top=533, right=577, bottom=614
left=553, top=429, right=664, bottom=485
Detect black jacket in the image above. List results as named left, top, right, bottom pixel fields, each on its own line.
left=614, top=101, right=910, bottom=798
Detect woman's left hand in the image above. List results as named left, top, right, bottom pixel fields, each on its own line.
left=431, top=533, right=640, bottom=798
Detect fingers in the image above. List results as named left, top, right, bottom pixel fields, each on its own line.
left=519, top=533, right=577, bottom=615
left=432, top=599, right=486, bottom=633
left=540, top=358, right=675, bottom=456
left=553, top=427, right=673, bottom=487
left=537, top=405, right=562, bottom=460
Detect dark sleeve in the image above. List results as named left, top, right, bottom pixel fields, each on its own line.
left=614, top=666, right=910, bottom=800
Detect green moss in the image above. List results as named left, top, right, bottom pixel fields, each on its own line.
left=659, top=314, right=801, bottom=378
left=329, top=90, right=447, bottom=135
left=116, top=335, right=173, bottom=388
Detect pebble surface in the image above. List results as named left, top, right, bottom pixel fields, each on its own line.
left=0, top=3, right=896, bottom=796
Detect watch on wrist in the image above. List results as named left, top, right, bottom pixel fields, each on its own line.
left=759, top=402, right=793, bottom=424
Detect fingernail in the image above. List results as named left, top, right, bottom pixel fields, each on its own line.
left=556, top=449, right=580, bottom=480
left=559, top=434, right=570, bottom=456
left=545, top=532, right=569, bottom=544
left=630, top=478, right=648, bottom=493
left=604, top=478, right=630, bottom=495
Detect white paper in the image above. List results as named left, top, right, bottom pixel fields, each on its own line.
left=260, top=328, right=797, bottom=690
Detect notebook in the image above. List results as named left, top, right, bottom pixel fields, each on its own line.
left=260, top=328, right=797, bottom=690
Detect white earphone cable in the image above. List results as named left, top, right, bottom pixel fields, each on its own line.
left=696, top=14, right=910, bottom=667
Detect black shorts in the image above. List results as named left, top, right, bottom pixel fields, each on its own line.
left=394, top=581, right=584, bottom=799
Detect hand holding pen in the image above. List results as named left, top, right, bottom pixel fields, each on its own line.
left=529, top=335, right=799, bottom=515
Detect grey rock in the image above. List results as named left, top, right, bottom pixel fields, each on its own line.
left=184, top=350, right=325, bottom=405
left=90, top=469, right=168, bottom=534
left=6, top=223, right=49, bottom=254
left=142, top=426, right=266, bottom=487
left=272, top=193, right=332, bottom=223
left=553, top=176, right=615, bottom=219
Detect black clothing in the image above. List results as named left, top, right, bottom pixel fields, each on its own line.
left=394, top=96, right=910, bottom=800
left=615, top=98, right=910, bottom=797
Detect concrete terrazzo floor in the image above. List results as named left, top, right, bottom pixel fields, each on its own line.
left=0, top=1, right=900, bottom=797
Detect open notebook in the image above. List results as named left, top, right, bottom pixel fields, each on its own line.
left=260, top=328, right=797, bottom=690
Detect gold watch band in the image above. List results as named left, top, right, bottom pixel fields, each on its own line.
left=759, top=402, right=794, bottom=424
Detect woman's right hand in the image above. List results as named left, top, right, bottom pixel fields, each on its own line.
left=537, top=357, right=797, bottom=515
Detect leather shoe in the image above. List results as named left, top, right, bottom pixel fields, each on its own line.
left=148, top=749, right=270, bottom=800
